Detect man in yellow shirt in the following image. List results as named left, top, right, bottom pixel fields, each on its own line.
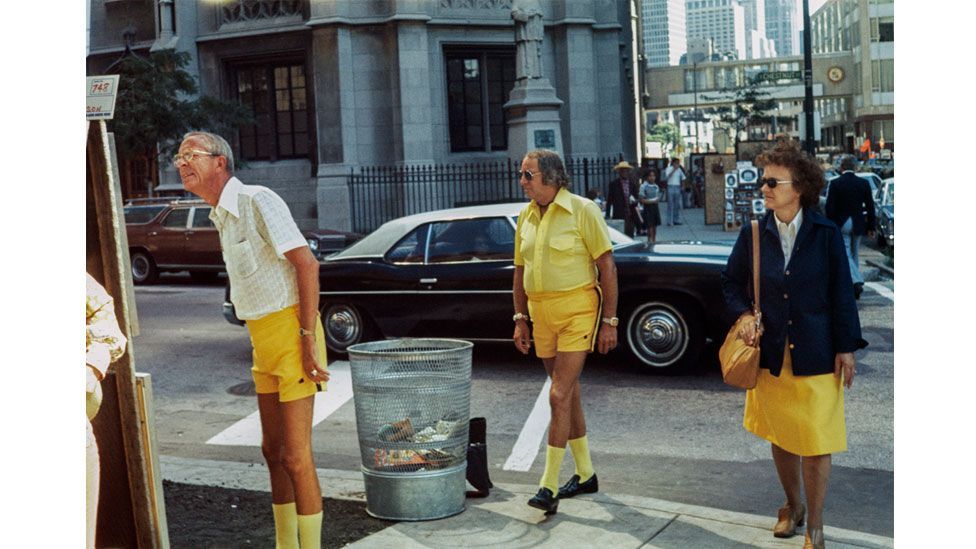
left=513, top=149, right=619, bottom=515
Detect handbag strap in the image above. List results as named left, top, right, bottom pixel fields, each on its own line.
left=750, top=220, right=761, bottom=318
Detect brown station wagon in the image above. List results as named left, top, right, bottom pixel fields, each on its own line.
left=124, top=198, right=361, bottom=284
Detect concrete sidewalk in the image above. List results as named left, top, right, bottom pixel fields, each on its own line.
left=161, top=455, right=894, bottom=548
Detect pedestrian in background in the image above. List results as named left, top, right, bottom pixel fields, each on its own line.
left=87, top=273, right=128, bottom=549
left=513, top=149, right=619, bottom=516
left=825, top=155, right=876, bottom=300
left=638, top=168, right=662, bottom=244
left=605, top=160, right=640, bottom=237
left=585, top=187, right=606, bottom=212
left=662, top=157, right=686, bottom=225
left=177, top=131, right=329, bottom=548
left=722, top=138, right=866, bottom=549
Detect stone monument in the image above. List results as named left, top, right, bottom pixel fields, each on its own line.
left=505, top=0, right=564, bottom=160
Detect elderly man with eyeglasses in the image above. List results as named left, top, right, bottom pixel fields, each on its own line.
left=175, top=131, right=329, bottom=549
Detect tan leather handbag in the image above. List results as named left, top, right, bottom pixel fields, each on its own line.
left=719, top=220, right=764, bottom=389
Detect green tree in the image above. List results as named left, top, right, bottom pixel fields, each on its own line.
left=706, top=76, right=784, bottom=148
left=109, top=49, right=251, bottom=196
left=647, top=122, right=681, bottom=156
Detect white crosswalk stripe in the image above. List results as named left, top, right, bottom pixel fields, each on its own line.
left=865, top=282, right=894, bottom=302
left=206, top=361, right=353, bottom=447
left=502, top=378, right=551, bottom=472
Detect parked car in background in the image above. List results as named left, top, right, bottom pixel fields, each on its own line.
left=876, top=178, right=894, bottom=248
left=223, top=203, right=735, bottom=373
left=124, top=198, right=361, bottom=284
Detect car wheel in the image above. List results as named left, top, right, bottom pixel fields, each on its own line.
left=321, top=303, right=377, bottom=356
left=131, top=251, right=159, bottom=285
left=190, top=271, right=219, bottom=284
left=624, top=300, right=703, bottom=372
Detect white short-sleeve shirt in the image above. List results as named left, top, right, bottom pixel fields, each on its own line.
left=210, top=177, right=309, bottom=320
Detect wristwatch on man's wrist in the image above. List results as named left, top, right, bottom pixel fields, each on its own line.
left=601, top=317, right=619, bottom=327
left=513, top=312, right=530, bottom=323
left=299, top=327, right=315, bottom=337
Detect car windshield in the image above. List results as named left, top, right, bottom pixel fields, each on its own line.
left=124, top=205, right=166, bottom=224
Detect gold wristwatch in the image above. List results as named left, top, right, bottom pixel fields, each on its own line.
left=299, top=327, right=315, bottom=337
left=601, top=317, right=619, bottom=327
left=513, top=312, right=530, bottom=322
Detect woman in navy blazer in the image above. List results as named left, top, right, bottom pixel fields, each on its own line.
left=722, top=139, right=867, bottom=549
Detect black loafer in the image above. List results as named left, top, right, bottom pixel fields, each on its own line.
left=527, top=487, right=559, bottom=515
left=854, top=283, right=864, bottom=300
left=557, top=473, right=599, bottom=499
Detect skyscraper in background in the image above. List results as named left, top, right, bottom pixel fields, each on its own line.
left=765, top=0, right=801, bottom=57
left=685, top=0, right=747, bottom=60
left=642, top=0, right=687, bottom=67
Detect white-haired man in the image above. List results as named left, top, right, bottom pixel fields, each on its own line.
left=176, top=131, right=328, bottom=548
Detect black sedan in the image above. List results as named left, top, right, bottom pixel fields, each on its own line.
left=225, top=203, right=734, bottom=373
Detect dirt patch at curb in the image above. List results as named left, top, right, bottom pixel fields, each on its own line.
left=163, top=480, right=392, bottom=547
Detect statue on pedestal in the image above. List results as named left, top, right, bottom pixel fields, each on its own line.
left=512, top=0, right=544, bottom=80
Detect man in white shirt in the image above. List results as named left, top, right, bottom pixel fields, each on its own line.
left=662, top=157, right=686, bottom=225
left=176, top=131, right=328, bottom=548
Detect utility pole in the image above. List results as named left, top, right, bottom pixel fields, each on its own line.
left=802, top=0, right=815, bottom=154
left=693, top=61, right=699, bottom=153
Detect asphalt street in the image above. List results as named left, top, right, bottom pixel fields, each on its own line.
left=131, top=264, right=894, bottom=537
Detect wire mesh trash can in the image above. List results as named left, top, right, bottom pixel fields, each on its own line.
left=347, top=338, right=473, bottom=521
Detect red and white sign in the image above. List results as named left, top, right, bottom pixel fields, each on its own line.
left=86, top=75, right=120, bottom=120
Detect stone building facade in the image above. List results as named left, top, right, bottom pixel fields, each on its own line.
left=87, top=0, right=637, bottom=231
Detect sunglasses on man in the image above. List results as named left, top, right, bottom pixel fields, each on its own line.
left=759, top=177, right=792, bottom=189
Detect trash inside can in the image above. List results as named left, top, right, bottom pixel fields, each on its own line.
left=347, top=338, right=473, bottom=521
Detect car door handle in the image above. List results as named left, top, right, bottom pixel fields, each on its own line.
left=149, top=231, right=158, bottom=236
left=420, top=278, right=438, bottom=284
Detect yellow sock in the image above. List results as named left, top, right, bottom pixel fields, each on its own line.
left=568, top=435, right=595, bottom=482
left=297, top=511, right=323, bottom=548
left=539, top=445, right=566, bottom=493
left=271, top=502, right=299, bottom=549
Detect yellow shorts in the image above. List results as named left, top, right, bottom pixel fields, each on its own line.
left=527, top=286, right=602, bottom=359
left=246, top=305, right=328, bottom=402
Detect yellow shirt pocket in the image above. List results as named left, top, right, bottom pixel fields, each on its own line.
left=549, top=235, right=577, bottom=266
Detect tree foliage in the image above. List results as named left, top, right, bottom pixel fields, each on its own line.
left=706, top=76, right=783, bottom=146
left=110, top=49, right=252, bottom=161
left=647, top=122, right=681, bottom=156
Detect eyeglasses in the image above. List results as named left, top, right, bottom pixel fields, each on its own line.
left=759, top=177, right=793, bottom=189
left=517, top=170, right=538, bottom=181
left=172, top=149, right=218, bottom=167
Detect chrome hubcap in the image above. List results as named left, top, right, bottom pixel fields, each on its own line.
left=628, top=303, right=688, bottom=368
left=325, top=306, right=361, bottom=348
left=132, top=256, right=149, bottom=280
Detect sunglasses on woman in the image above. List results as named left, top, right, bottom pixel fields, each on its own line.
left=759, top=177, right=792, bottom=189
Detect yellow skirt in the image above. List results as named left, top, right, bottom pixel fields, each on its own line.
left=743, top=344, right=846, bottom=456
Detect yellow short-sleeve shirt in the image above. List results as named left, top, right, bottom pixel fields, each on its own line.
left=514, top=188, right=613, bottom=296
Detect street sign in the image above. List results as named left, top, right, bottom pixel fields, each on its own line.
left=87, top=75, right=120, bottom=120
left=755, top=71, right=801, bottom=82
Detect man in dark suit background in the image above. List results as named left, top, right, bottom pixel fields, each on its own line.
left=605, top=161, right=640, bottom=237
left=825, top=155, right=876, bottom=299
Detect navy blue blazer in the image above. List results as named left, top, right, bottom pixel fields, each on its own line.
left=721, top=209, right=868, bottom=376
left=825, top=172, right=876, bottom=235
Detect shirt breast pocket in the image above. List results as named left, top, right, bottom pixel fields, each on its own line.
left=228, top=239, right=259, bottom=278
left=549, top=235, right=577, bottom=266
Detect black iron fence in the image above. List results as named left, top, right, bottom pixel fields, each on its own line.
left=348, top=155, right=624, bottom=233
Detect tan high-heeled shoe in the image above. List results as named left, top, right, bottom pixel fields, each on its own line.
left=803, top=527, right=825, bottom=549
left=772, top=502, right=806, bottom=538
